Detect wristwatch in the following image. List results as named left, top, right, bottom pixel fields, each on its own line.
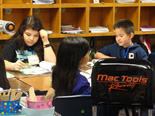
left=43, top=44, right=51, bottom=48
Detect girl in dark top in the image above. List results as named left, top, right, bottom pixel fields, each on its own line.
left=0, top=55, right=10, bottom=89
left=52, top=36, right=91, bottom=96
left=2, top=15, right=56, bottom=71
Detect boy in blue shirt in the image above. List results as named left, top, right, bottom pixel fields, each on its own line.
left=95, top=19, right=148, bottom=116
left=95, top=19, right=148, bottom=60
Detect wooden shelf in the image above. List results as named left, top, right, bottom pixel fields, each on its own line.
left=0, top=0, right=155, bottom=39
left=2, top=4, right=31, bottom=8
left=135, top=31, right=155, bottom=35
left=89, top=3, right=114, bottom=7
left=140, top=3, right=155, bottom=6
left=32, top=4, right=60, bottom=8
left=61, top=0, right=86, bottom=3
left=61, top=3, right=86, bottom=8
left=48, top=32, right=115, bottom=38
left=115, top=3, right=139, bottom=7
left=90, top=0, right=114, bottom=3
left=115, top=7, right=139, bottom=31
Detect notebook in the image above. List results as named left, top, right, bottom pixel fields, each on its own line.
left=20, top=61, right=55, bottom=75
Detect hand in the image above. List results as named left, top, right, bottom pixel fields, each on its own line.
left=13, top=60, right=26, bottom=71
left=39, top=29, right=49, bottom=44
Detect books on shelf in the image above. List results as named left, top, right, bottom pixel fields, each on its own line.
left=61, top=25, right=74, bottom=31
left=20, top=61, right=55, bottom=75
left=140, top=25, right=155, bottom=32
left=61, top=25, right=73, bottom=28
left=61, top=29, right=84, bottom=34
left=89, top=26, right=109, bottom=33
left=116, top=0, right=136, bottom=3
left=33, top=0, right=55, bottom=4
left=61, top=25, right=84, bottom=34
left=141, top=0, right=155, bottom=3
left=93, top=0, right=100, bottom=3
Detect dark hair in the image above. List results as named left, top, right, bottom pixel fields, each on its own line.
left=52, top=36, right=90, bottom=96
left=113, top=19, right=135, bottom=35
left=0, top=55, right=10, bottom=89
left=9, top=15, right=44, bottom=61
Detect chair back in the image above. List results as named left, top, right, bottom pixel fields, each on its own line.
left=91, top=59, right=155, bottom=108
left=53, top=95, right=92, bottom=116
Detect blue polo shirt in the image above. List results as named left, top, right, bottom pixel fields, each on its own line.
left=98, top=42, right=148, bottom=60
left=72, top=72, right=91, bottom=95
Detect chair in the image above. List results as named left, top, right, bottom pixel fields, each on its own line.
left=91, top=58, right=155, bottom=116
left=53, top=95, right=92, bottom=116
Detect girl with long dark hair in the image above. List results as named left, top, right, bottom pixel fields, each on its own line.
left=52, top=36, right=91, bottom=96
left=2, top=15, right=56, bottom=71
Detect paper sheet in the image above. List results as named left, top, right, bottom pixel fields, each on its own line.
left=20, top=61, right=55, bottom=75
left=6, top=72, right=15, bottom=78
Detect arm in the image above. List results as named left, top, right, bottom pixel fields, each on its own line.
left=95, top=52, right=116, bottom=59
left=138, top=49, right=148, bottom=60
left=2, top=41, right=26, bottom=71
left=4, top=60, right=26, bottom=71
left=40, top=29, right=56, bottom=63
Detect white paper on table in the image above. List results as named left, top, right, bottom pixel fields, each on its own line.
left=20, top=61, right=55, bottom=75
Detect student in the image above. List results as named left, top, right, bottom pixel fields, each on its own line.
left=95, top=19, right=148, bottom=60
left=2, top=15, right=56, bottom=71
left=0, top=55, right=10, bottom=89
left=52, top=36, right=91, bottom=96
left=95, top=19, right=149, bottom=116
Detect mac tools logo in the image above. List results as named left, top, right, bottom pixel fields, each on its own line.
left=97, top=74, right=148, bottom=92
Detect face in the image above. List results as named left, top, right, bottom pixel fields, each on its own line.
left=23, top=28, right=39, bottom=46
left=80, top=52, right=90, bottom=66
left=114, top=28, right=133, bottom=48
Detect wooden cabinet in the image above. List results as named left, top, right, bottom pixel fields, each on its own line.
left=0, top=0, right=155, bottom=40
left=115, top=7, right=139, bottom=31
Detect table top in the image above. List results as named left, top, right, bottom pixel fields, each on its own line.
left=20, top=75, right=52, bottom=91
left=8, top=78, right=31, bottom=92
left=8, top=71, right=52, bottom=92
left=8, top=65, right=90, bottom=92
